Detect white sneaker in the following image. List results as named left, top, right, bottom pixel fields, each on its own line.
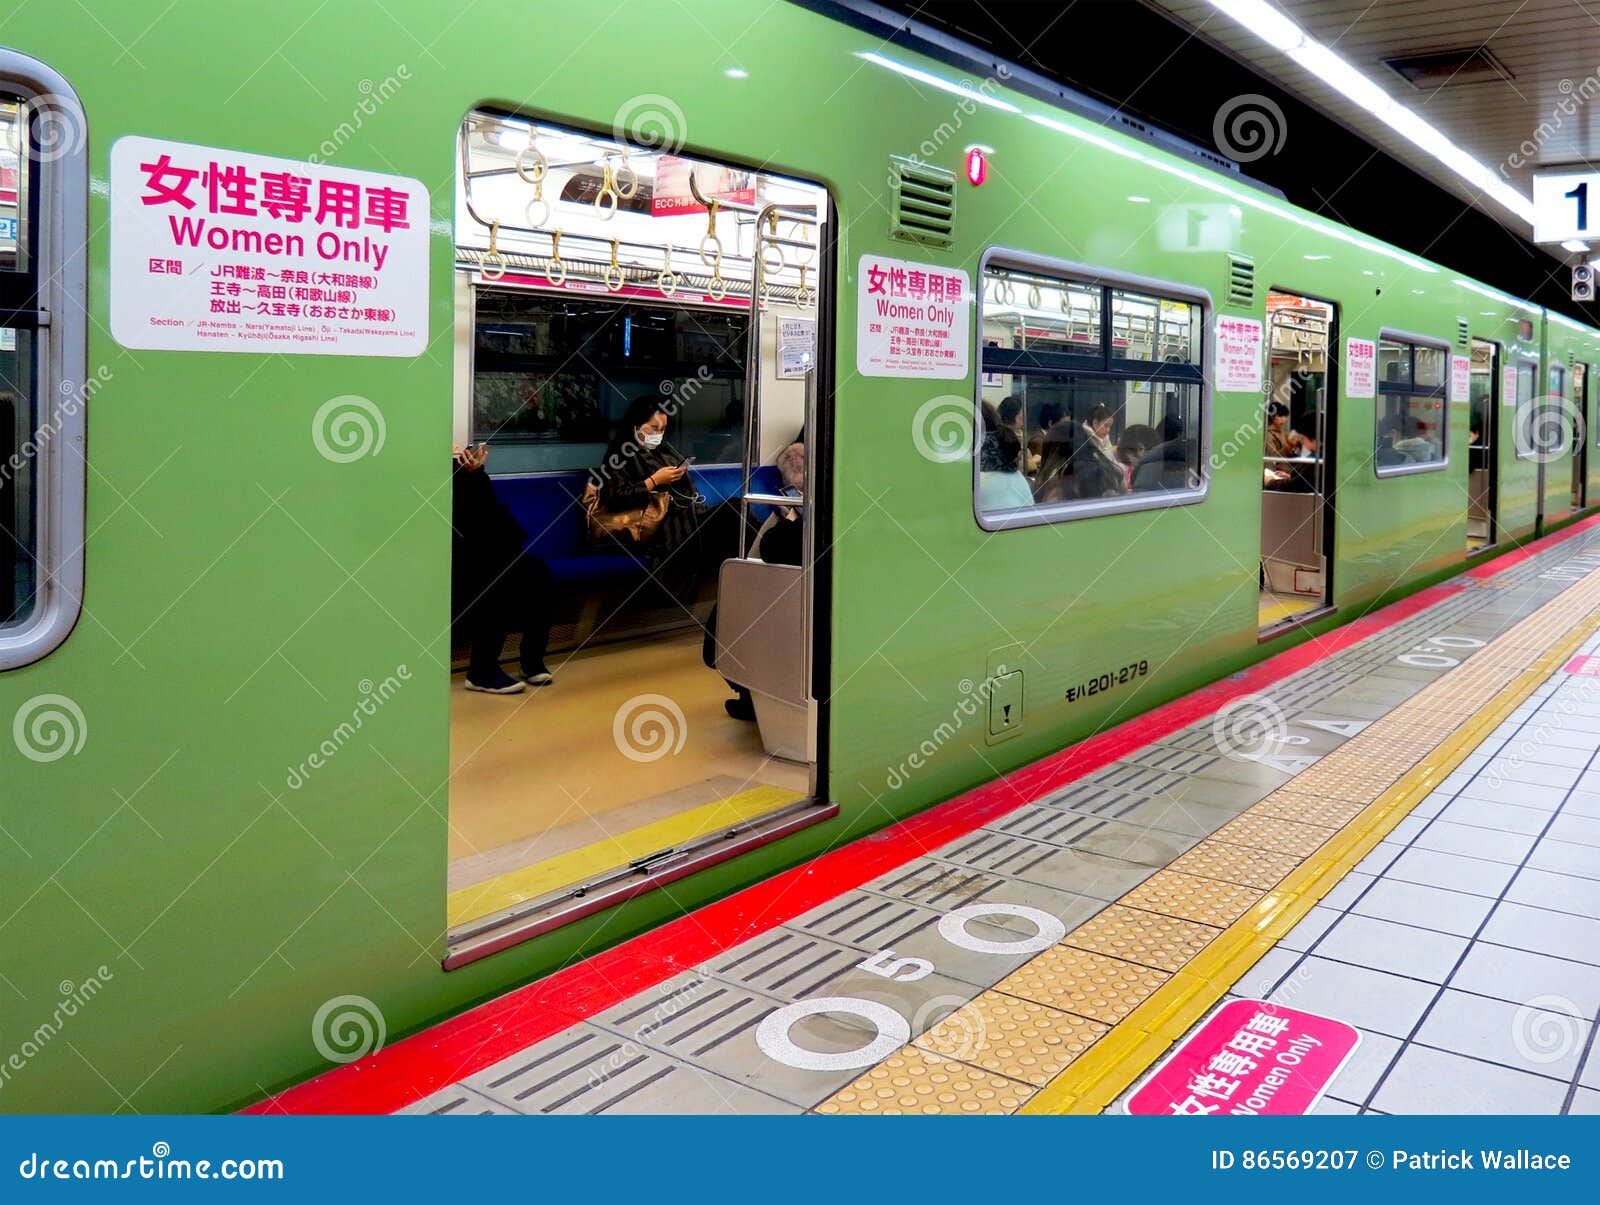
left=465, top=671, right=525, bottom=694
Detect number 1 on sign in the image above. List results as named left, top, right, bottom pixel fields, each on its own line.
left=1569, top=181, right=1590, bottom=233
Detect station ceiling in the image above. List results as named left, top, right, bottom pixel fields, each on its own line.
left=1146, top=0, right=1598, bottom=247
left=865, top=0, right=1599, bottom=320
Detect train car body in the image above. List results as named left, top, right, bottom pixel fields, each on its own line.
left=1, top=0, right=1597, bottom=1113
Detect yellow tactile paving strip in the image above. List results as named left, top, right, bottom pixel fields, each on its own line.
left=819, top=565, right=1600, bottom=1116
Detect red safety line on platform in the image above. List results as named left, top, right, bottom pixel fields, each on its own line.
left=249, top=515, right=1600, bottom=1114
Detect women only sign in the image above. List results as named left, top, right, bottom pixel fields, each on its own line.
left=109, top=135, right=428, bottom=355
left=1126, top=999, right=1361, bottom=1115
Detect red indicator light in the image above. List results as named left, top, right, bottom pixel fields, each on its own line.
left=966, top=148, right=987, bottom=186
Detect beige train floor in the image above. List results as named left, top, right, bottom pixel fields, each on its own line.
left=447, top=628, right=809, bottom=882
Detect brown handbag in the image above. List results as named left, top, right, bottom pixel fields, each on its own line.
left=581, top=480, right=669, bottom=545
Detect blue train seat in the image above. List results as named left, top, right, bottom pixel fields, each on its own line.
left=488, top=465, right=782, bottom=585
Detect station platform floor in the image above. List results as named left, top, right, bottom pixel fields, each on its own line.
left=256, top=519, right=1600, bottom=1117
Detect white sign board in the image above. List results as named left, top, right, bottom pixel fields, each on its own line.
left=856, top=254, right=969, bottom=379
left=109, top=135, right=429, bottom=355
left=777, top=317, right=815, bottom=379
left=1345, top=337, right=1376, bottom=399
left=1213, top=315, right=1263, bottom=392
left=1502, top=364, right=1519, bottom=407
left=1450, top=355, right=1472, bottom=404
left=1533, top=170, right=1600, bottom=244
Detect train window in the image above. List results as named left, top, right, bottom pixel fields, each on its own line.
left=0, top=62, right=87, bottom=671
left=471, top=290, right=749, bottom=474
left=1513, top=356, right=1540, bottom=461
left=1374, top=332, right=1449, bottom=476
left=975, top=252, right=1208, bottom=529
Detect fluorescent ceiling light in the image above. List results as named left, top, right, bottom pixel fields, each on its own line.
left=859, top=52, right=1022, bottom=113
left=724, top=67, right=748, bottom=79
left=1207, top=0, right=1536, bottom=227
left=1562, top=239, right=1589, bottom=253
left=1208, top=0, right=1304, bottom=51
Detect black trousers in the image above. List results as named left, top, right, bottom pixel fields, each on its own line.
left=461, top=553, right=553, bottom=680
left=626, top=498, right=752, bottom=609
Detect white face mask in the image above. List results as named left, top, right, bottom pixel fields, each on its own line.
left=639, top=431, right=664, bottom=449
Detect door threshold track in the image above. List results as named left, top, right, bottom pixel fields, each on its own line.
left=443, top=797, right=837, bottom=969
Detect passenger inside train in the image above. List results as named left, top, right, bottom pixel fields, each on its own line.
left=443, top=110, right=826, bottom=953
left=976, top=260, right=1205, bottom=522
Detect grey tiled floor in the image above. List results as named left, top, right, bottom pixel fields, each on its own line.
left=1196, top=628, right=1600, bottom=1115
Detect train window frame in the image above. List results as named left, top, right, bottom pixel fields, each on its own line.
left=1373, top=328, right=1450, bottom=479
left=0, top=52, right=87, bottom=672
left=972, top=246, right=1213, bottom=533
left=1513, top=354, right=1541, bottom=462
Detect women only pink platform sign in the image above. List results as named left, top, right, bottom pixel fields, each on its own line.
left=108, top=135, right=428, bottom=356
left=1126, top=999, right=1361, bottom=1115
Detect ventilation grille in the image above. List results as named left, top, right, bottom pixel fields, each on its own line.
left=1384, top=46, right=1513, bottom=89
left=1226, top=254, right=1255, bottom=308
left=1457, top=318, right=1470, bottom=349
left=888, top=156, right=956, bottom=248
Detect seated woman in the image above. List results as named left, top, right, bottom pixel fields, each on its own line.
left=1035, top=402, right=1126, bottom=502
left=1263, top=400, right=1316, bottom=489
left=978, top=401, right=1033, bottom=512
left=1115, top=423, right=1159, bottom=492
left=591, top=395, right=737, bottom=607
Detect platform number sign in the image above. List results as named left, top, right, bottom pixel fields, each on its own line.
left=1533, top=169, right=1600, bottom=244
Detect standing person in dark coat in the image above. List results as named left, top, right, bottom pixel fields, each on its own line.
left=452, top=443, right=554, bottom=695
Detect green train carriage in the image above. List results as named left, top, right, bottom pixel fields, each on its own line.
left=0, top=0, right=1595, bottom=1114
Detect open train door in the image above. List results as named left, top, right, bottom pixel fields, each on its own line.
left=1467, top=339, right=1498, bottom=551
left=1259, top=290, right=1336, bottom=635
left=444, top=111, right=836, bottom=966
